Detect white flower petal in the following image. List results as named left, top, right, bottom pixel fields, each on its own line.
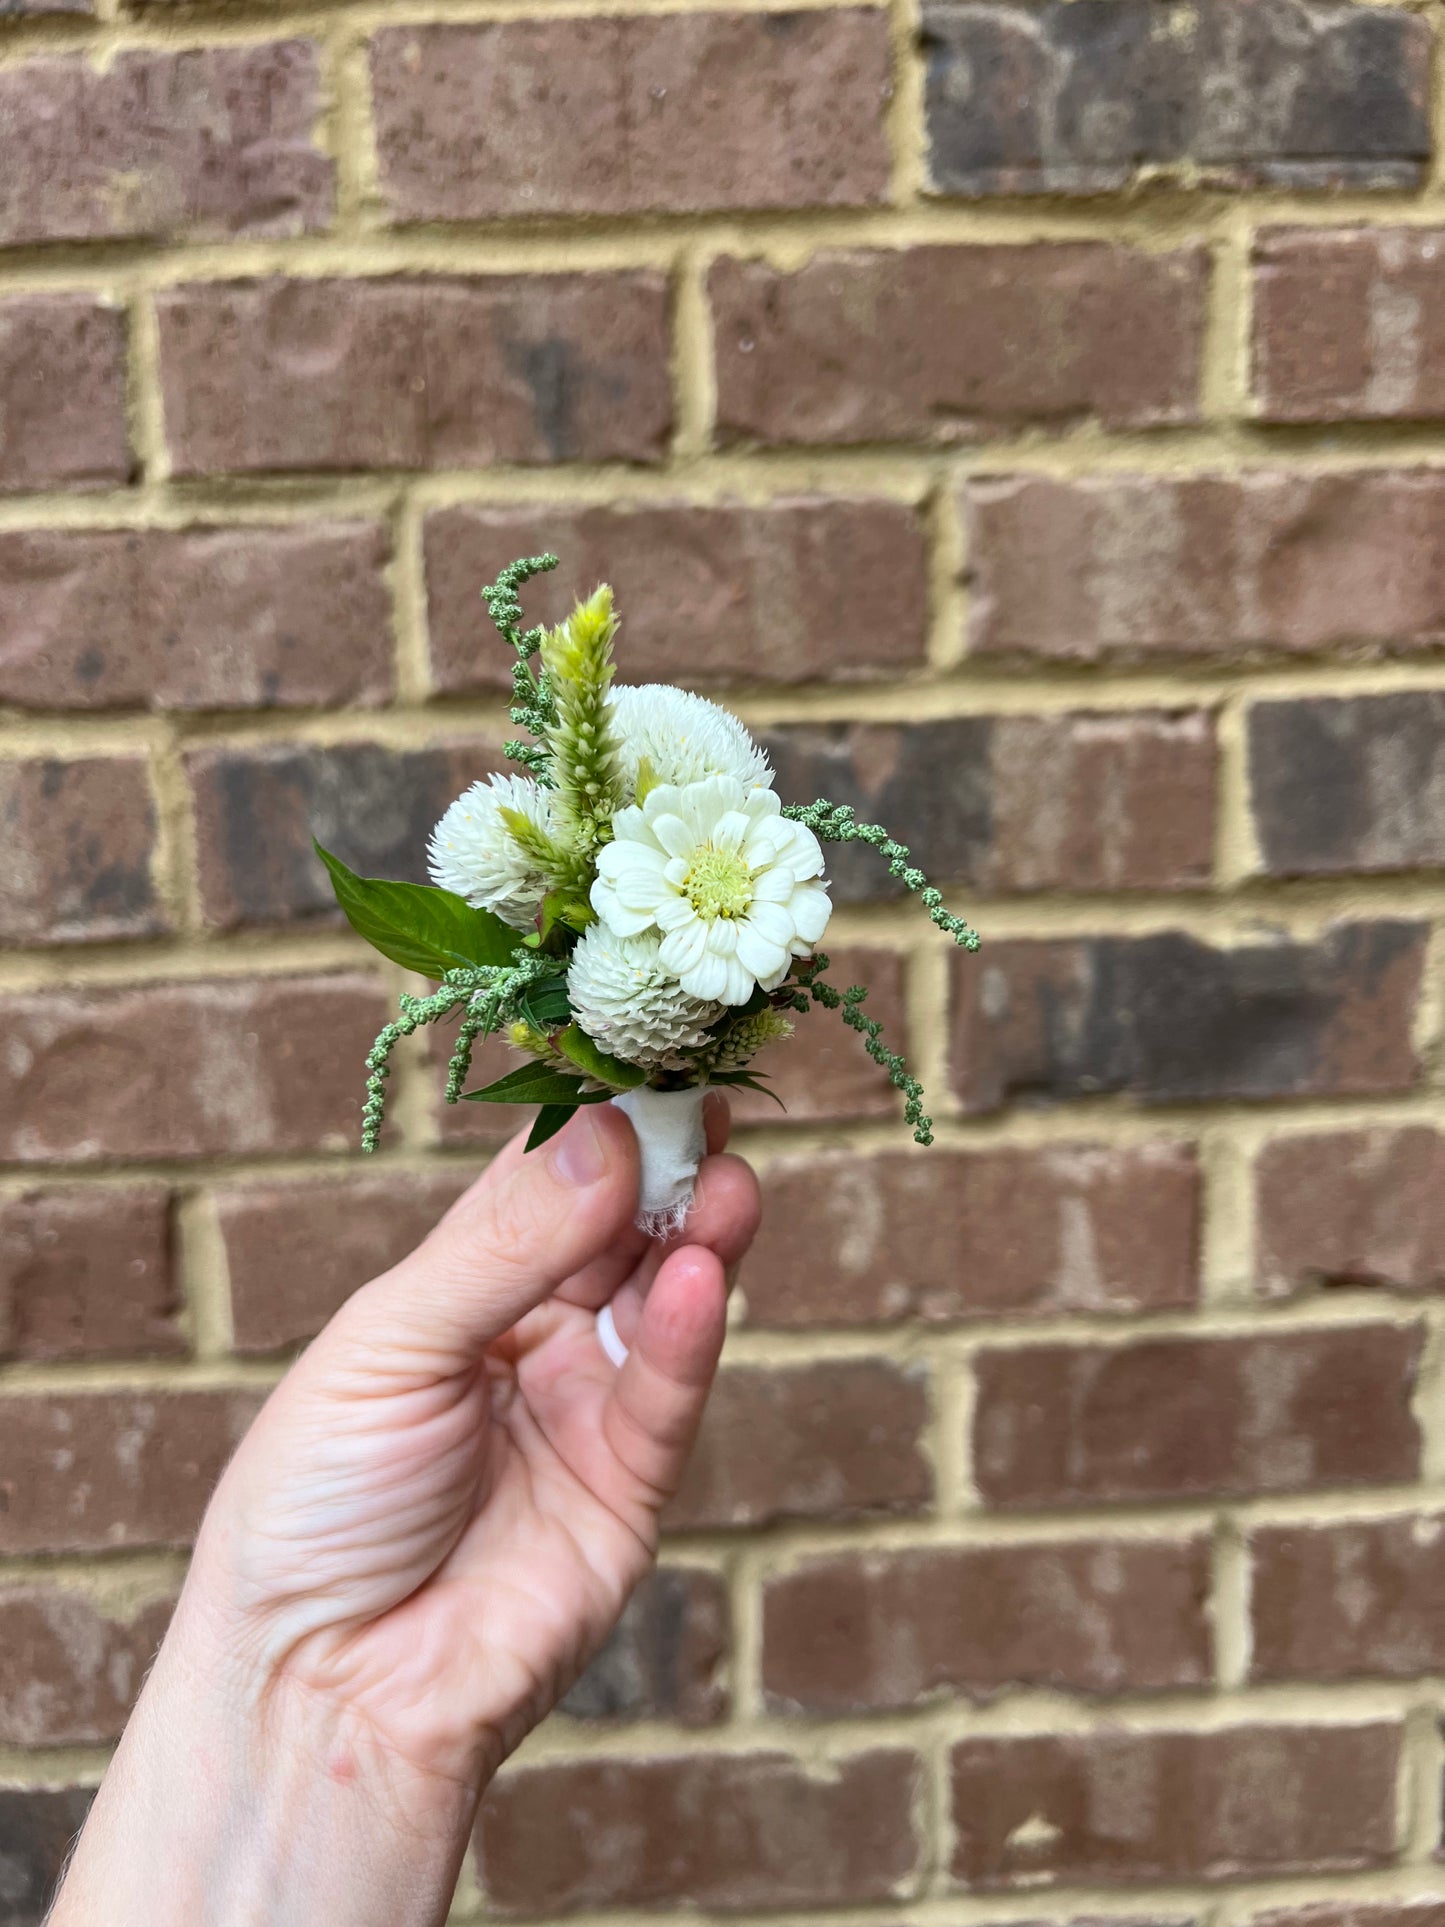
left=746, top=901, right=795, bottom=947
left=607, top=684, right=773, bottom=795
left=659, top=918, right=710, bottom=975
left=682, top=950, right=730, bottom=1002
left=737, top=925, right=788, bottom=981
left=649, top=813, right=695, bottom=860
left=705, top=919, right=740, bottom=957
left=790, top=885, right=833, bottom=944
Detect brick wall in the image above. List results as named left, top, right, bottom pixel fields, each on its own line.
left=3, top=0, right=1445, bottom=1919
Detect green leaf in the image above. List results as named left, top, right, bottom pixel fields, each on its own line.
left=525, top=1104, right=578, bottom=1152
left=461, top=1061, right=614, bottom=1107
left=556, top=1024, right=646, bottom=1090
left=314, top=843, right=517, bottom=977
left=517, top=977, right=573, bottom=1028
left=709, top=1071, right=787, bottom=1109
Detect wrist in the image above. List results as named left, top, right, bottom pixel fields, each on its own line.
left=51, top=1582, right=484, bottom=1927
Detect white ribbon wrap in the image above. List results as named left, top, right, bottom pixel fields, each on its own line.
left=597, top=1085, right=710, bottom=1368
left=610, top=1084, right=708, bottom=1239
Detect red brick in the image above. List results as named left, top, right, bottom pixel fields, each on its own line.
left=1256, top=1126, right=1445, bottom=1300
left=1, top=1187, right=182, bottom=1361
left=948, top=1724, right=1401, bottom=1887
left=763, top=1536, right=1210, bottom=1712
left=423, top=499, right=930, bottom=695
left=1251, top=1514, right=1445, bottom=1682
left=666, top=1361, right=930, bottom=1531
left=157, top=275, right=671, bottom=478
left=1249, top=693, right=1445, bottom=877
left=965, top=472, right=1445, bottom=663
left=1254, top=229, right=1445, bottom=423
left=0, top=523, right=393, bottom=713
left=973, top=1326, right=1422, bottom=1509
left=477, top=1747, right=920, bottom=1913
left=372, top=11, right=890, bottom=223
left=951, top=923, right=1426, bottom=1114
left=0, top=756, right=165, bottom=946
left=0, top=1390, right=260, bottom=1552
left=763, top=711, right=1216, bottom=899
left=0, top=45, right=331, bottom=247
left=743, top=1142, right=1199, bottom=1328
left=219, top=1170, right=471, bottom=1354
left=187, top=738, right=504, bottom=931
left=713, top=245, right=1204, bottom=447
left=561, top=1567, right=729, bottom=1726
left=0, top=1788, right=94, bottom=1922
left=923, top=0, right=1429, bottom=195
left=0, top=295, right=130, bottom=495
left=0, top=1584, right=175, bottom=1745
left=0, top=973, right=387, bottom=1165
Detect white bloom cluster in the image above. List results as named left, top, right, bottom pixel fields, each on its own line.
left=427, top=773, right=556, bottom=932
left=427, top=685, right=833, bottom=1070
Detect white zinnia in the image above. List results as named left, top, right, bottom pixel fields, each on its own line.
left=567, top=924, right=723, bottom=1070
left=591, top=774, right=831, bottom=1006
left=607, top=683, right=772, bottom=796
left=427, top=773, right=554, bottom=931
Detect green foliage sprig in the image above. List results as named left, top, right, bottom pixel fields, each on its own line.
left=482, top=552, right=559, bottom=777
left=782, top=800, right=981, bottom=951
left=789, top=952, right=935, bottom=1146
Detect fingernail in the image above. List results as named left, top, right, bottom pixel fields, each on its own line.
left=551, top=1110, right=609, bottom=1187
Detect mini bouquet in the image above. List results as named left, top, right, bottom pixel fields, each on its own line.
left=319, top=553, right=980, bottom=1285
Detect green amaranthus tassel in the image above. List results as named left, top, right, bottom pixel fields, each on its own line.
left=782, top=799, right=981, bottom=950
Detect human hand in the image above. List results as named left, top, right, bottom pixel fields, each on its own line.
left=53, top=1099, right=759, bottom=1927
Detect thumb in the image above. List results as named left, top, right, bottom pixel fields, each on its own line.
left=329, top=1105, right=640, bottom=1371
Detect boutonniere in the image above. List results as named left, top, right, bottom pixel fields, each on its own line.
left=318, top=553, right=980, bottom=1255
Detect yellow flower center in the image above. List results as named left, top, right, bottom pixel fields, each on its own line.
left=685, top=844, right=753, bottom=922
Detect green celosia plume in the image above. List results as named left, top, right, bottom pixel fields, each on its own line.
left=541, top=585, right=624, bottom=839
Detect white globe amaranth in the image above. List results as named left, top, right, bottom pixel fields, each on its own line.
left=591, top=774, right=832, bottom=1006
left=427, top=773, right=556, bottom=931
left=567, top=923, right=723, bottom=1070
left=607, top=683, right=772, bottom=796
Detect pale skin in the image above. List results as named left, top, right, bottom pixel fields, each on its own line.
left=51, top=1097, right=760, bottom=1927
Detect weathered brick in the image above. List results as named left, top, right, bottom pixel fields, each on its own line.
left=2, top=0, right=91, bottom=13
left=0, top=45, right=331, bottom=248
left=763, top=1536, right=1211, bottom=1712
left=1256, top=1126, right=1445, bottom=1300
left=743, top=1142, right=1199, bottom=1328
left=973, top=1326, right=1422, bottom=1509
left=0, top=296, right=130, bottom=495
left=666, top=1361, right=931, bottom=1531
left=187, top=739, right=504, bottom=931
left=0, top=974, right=387, bottom=1165
left=1254, top=228, right=1445, bottom=423
left=157, top=275, right=671, bottom=477
left=423, top=499, right=930, bottom=694
left=219, top=1171, right=472, bottom=1354
left=1249, top=693, right=1445, bottom=877
left=965, top=472, right=1445, bottom=663
left=0, top=1584, right=174, bottom=1746
left=0, top=1788, right=93, bottom=1925
left=561, top=1567, right=729, bottom=1726
left=372, top=11, right=890, bottom=223
left=1251, top=1514, right=1445, bottom=1682
left=0, top=524, right=393, bottom=713
left=1, top=1188, right=182, bottom=1362
left=923, top=0, right=1429, bottom=196
left=0, top=756, right=165, bottom=947
left=950, top=922, right=1426, bottom=1114
left=0, top=1390, right=259, bottom=1552
left=763, top=711, right=1216, bottom=899
left=948, top=1724, right=1400, bottom=1887
left=476, top=1748, right=920, bottom=1913
left=712, top=246, right=1204, bottom=447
